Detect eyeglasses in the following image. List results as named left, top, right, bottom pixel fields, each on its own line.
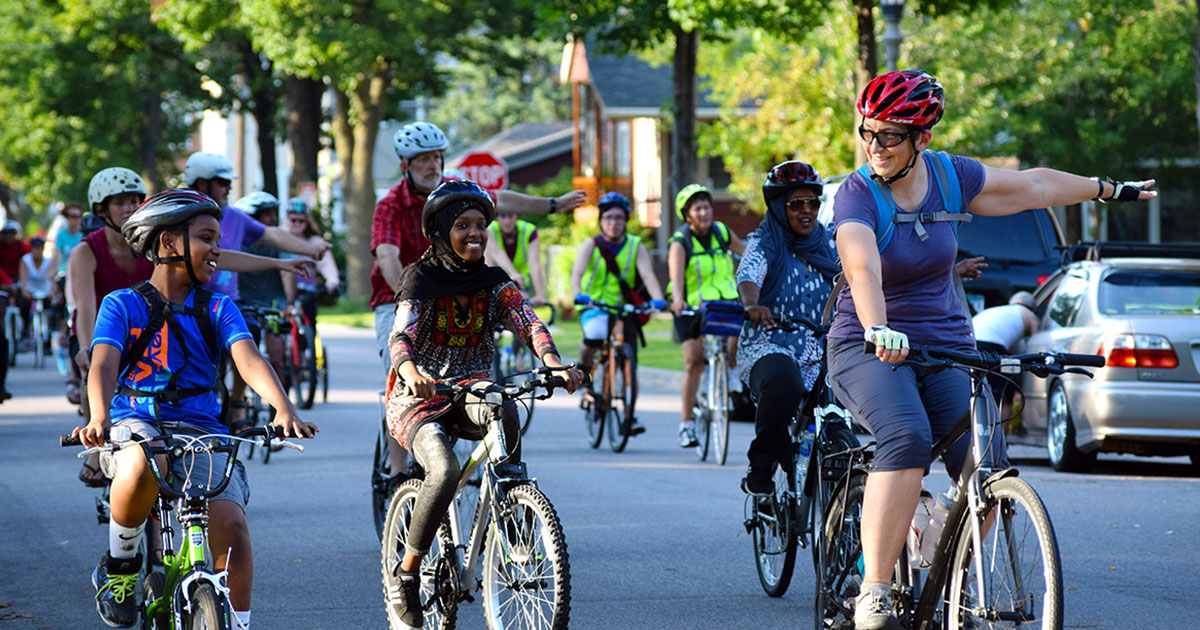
left=66, top=214, right=82, bottom=220
left=288, top=217, right=307, bottom=224
left=786, top=197, right=821, bottom=212
left=858, top=126, right=912, bottom=148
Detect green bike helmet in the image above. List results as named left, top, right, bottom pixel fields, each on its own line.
left=675, top=184, right=712, bottom=220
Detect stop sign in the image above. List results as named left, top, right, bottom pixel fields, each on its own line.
left=456, top=151, right=509, bottom=191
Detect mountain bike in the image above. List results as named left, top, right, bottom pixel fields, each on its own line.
left=577, top=299, right=658, bottom=453
left=62, top=424, right=304, bottom=630
left=239, top=305, right=293, bottom=464
left=815, top=342, right=1103, bottom=630
left=380, top=367, right=575, bottom=630
left=681, top=301, right=743, bottom=465
left=282, top=301, right=322, bottom=410
left=492, top=304, right=556, bottom=436
left=741, top=314, right=860, bottom=600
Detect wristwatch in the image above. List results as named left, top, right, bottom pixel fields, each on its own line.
left=548, top=197, right=558, bottom=213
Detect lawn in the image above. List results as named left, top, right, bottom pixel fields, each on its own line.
left=318, top=300, right=685, bottom=372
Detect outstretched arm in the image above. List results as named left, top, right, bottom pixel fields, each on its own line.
left=496, top=189, right=586, bottom=215
left=969, top=166, right=1156, bottom=217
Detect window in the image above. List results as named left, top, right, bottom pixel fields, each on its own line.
left=957, top=210, right=1054, bottom=264
left=615, top=120, right=631, bottom=179
left=1099, top=269, right=1200, bottom=316
left=1046, top=271, right=1089, bottom=328
left=577, top=84, right=596, bottom=178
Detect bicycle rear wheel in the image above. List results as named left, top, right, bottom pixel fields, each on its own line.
left=751, top=461, right=798, bottom=597
left=291, top=333, right=318, bottom=410
left=815, top=470, right=866, bottom=628
left=319, top=345, right=329, bottom=403
left=32, top=313, right=45, bottom=369
left=381, top=479, right=457, bottom=630
left=712, top=360, right=730, bottom=466
left=946, top=477, right=1063, bottom=630
left=186, top=582, right=230, bottom=630
left=605, top=351, right=631, bottom=453
left=482, top=483, right=571, bottom=630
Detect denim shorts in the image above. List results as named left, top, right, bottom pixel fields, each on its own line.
left=99, top=419, right=251, bottom=509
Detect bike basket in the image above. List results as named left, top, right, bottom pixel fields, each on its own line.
left=700, top=301, right=744, bottom=336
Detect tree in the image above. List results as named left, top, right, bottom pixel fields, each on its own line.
left=0, top=0, right=206, bottom=208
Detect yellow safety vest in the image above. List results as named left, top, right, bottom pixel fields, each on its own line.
left=669, top=222, right=737, bottom=305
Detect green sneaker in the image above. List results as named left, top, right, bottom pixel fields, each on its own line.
left=92, top=552, right=141, bottom=628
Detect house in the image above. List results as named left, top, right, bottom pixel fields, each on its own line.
left=560, top=38, right=761, bottom=248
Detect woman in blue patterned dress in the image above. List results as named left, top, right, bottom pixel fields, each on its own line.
left=735, top=161, right=839, bottom=495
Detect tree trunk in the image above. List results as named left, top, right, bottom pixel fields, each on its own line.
left=331, top=87, right=355, bottom=206
left=670, top=26, right=699, bottom=234
left=286, top=75, right=323, bottom=198
left=240, top=42, right=279, bottom=197
left=853, top=0, right=878, bottom=169
left=139, top=89, right=164, bottom=193
left=1194, top=0, right=1200, bottom=154
left=345, top=68, right=389, bottom=302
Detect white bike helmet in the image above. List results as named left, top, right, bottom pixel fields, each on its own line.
left=393, top=122, right=449, bottom=160
left=232, top=191, right=280, bottom=217
left=88, top=167, right=147, bottom=207
left=183, top=152, right=238, bottom=185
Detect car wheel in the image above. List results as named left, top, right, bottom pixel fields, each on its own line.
left=1047, top=381, right=1096, bottom=473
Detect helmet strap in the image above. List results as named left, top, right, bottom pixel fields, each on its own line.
left=152, top=220, right=203, bottom=285
left=872, top=136, right=922, bottom=186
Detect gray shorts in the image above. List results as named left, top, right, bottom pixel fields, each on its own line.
left=374, top=303, right=396, bottom=372
left=98, top=419, right=251, bottom=509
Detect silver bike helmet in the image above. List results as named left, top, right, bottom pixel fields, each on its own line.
left=393, top=122, right=450, bottom=160
left=183, top=152, right=238, bottom=186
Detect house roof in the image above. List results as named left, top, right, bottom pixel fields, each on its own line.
left=585, top=50, right=721, bottom=116
left=448, top=121, right=572, bottom=172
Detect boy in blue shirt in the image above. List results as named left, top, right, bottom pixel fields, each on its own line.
left=71, top=189, right=318, bottom=629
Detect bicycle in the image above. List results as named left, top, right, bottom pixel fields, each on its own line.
left=3, top=290, right=23, bottom=365
left=576, top=299, right=658, bottom=453
left=815, top=342, right=1103, bottom=630
left=29, top=292, right=53, bottom=369
left=380, top=367, right=575, bottom=630
left=61, top=424, right=304, bottom=629
left=282, top=301, right=323, bottom=410
left=492, top=304, right=556, bottom=436
left=680, top=301, right=743, bottom=465
left=372, top=388, right=426, bottom=541
left=234, top=305, right=293, bottom=464
left=740, top=314, right=861, bottom=601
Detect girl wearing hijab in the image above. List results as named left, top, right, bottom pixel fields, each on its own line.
left=734, top=161, right=839, bottom=496
left=383, top=180, right=583, bottom=630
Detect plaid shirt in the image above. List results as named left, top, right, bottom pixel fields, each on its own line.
left=368, top=176, right=497, bottom=309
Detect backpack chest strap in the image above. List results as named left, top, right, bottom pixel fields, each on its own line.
left=893, top=211, right=973, bottom=241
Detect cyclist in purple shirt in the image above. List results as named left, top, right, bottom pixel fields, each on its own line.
left=828, top=70, right=1157, bottom=630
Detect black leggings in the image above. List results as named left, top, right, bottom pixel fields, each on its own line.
left=747, top=353, right=806, bottom=471
left=405, top=396, right=521, bottom=556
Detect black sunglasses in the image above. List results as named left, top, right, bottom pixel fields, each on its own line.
left=785, top=197, right=821, bottom=212
left=858, top=126, right=913, bottom=148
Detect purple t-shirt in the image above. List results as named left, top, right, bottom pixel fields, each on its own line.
left=829, top=152, right=985, bottom=349
left=204, top=206, right=267, bottom=300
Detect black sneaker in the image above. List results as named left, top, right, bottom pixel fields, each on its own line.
left=628, top=418, right=646, bottom=436
left=92, top=552, right=141, bottom=628
left=740, top=464, right=773, bottom=497
left=389, top=572, right=423, bottom=630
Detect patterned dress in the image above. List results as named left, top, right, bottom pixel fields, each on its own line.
left=385, top=281, right=557, bottom=449
left=734, top=234, right=833, bottom=392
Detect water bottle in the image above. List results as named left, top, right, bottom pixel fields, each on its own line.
left=908, top=491, right=934, bottom=569
left=919, top=487, right=957, bottom=565
left=795, top=424, right=815, bottom=488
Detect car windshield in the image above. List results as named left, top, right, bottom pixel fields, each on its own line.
left=957, top=211, right=1051, bottom=263
left=1099, top=269, right=1200, bottom=315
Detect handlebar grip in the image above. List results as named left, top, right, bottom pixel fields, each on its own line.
left=60, top=434, right=83, bottom=447
left=1058, top=353, right=1106, bottom=368
left=864, top=341, right=876, bottom=354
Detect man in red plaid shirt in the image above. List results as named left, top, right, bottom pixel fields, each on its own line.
left=371, top=121, right=585, bottom=474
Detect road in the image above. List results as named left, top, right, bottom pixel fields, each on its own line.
left=1, top=325, right=1197, bottom=629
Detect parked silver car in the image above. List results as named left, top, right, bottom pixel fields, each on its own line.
left=1014, top=246, right=1200, bottom=471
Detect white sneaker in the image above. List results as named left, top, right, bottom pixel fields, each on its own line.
left=853, top=582, right=902, bottom=630
left=678, top=422, right=699, bottom=448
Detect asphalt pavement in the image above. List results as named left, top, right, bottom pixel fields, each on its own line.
left=1, top=324, right=1197, bottom=629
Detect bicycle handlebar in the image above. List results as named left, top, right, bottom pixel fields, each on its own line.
left=863, top=341, right=1105, bottom=376
left=427, top=365, right=585, bottom=401
left=60, top=424, right=288, bottom=448
left=577, top=299, right=660, bottom=316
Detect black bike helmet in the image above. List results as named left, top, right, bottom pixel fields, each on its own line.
left=421, top=179, right=494, bottom=239
left=762, top=160, right=824, bottom=203
left=123, top=189, right=222, bottom=284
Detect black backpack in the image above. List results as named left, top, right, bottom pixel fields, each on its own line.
left=116, top=282, right=221, bottom=406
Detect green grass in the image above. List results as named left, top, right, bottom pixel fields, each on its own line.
left=318, top=300, right=686, bottom=372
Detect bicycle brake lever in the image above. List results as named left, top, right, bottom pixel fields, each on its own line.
left=1063, top=367, right=1095, bottom=379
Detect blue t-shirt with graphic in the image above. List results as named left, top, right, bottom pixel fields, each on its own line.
left=92, top=287, right=253, bottom=433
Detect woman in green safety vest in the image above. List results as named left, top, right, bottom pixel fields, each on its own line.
left=667, top=184, right=747, bottom=448
left=485, top=209, right=548, bottom=306
left=571, top=192, right=666, bottom=437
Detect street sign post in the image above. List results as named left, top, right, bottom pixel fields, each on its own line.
left=456, top=151, right=509, bottom=191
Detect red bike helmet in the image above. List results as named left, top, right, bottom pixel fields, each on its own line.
left=857, top=70, right=944, bottom=129
left=762, top=160, right=823, bottom=203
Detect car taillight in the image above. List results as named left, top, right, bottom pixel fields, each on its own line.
left=1036, top=274, right=1051, bottom=287
left=1099, top=334, right=1179, bottom=369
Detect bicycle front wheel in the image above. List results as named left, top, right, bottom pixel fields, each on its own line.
left=186, top=582, right=230, bottom=630
left=482, top=483, right=571, bottom=630
left=946, top=477, right=1063, bottom=630
left=372, top=422, right=395, bottom=541
left=712, top=361, right=730, bottom=466
left=752, top=460, right=797, bottom=597
left=381, top=479, right=458, bottom=630
left=605, top=351, right=631, bottom=453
